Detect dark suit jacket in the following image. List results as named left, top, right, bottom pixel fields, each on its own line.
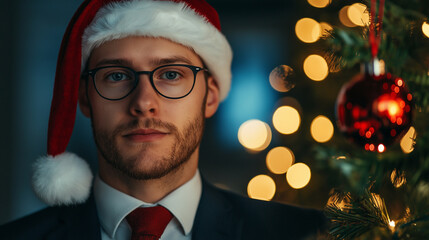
left=0, top=180, right=328, bottom=239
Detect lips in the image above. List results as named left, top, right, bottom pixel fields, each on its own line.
left=123, top=129, right=168, bottom=142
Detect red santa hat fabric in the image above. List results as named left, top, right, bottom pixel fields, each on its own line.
left=32, top=0, right=232, bottom=206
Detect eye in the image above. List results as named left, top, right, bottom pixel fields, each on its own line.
left=107, top=72, right=130, bottom=82
left=160, top=71, right=181, bottom=81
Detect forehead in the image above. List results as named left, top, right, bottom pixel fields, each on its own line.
left=88, top=36, right=204, bottom=68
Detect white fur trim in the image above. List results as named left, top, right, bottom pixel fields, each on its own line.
left=32, top=152, right=93, bottom=206
left=82, top=0, right=233, bottom=101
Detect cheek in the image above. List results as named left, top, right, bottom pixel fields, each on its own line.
left=90, top=97, right=126, bottom=130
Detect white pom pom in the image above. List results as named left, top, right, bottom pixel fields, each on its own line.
left=32, top=152, right=93, bottom=206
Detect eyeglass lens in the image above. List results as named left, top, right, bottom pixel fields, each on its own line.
left=93, top=65, right=197, bottom=99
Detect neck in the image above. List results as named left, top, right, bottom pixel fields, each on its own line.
left=98, top=149, right=199, bottom=203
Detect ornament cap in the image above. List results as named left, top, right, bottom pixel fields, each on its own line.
left=361, top=58, right=385, bottom=77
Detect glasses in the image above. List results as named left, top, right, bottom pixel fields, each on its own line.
left=86, top=64, right=207, bottom=100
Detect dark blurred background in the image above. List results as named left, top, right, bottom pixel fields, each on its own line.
left=0, top=0, right=340, bottom=224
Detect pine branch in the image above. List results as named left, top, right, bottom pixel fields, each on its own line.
left=325, top=189, right=392, bottom=240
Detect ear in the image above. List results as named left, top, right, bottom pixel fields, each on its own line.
left=78, top=78, right=91, bottom=118
left=204, top=76, right=220, bottom=118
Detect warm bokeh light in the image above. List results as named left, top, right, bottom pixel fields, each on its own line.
left=295, top=18, right=321, bottom=43
left=303, top=54, right=329, bottom=81
left=319, top=22, right=333, bottom=37
left=390, top=169, right=407, bottom=188
left=339, top=6, right=357, bottom=27
left=269, top=65, right=295, bottom=92
left=400, top=126, right=416, bottom=153
left=286, top=163, right=311, bottom=189
left=247, top=175, right=276, bottom=201
left=422, top=22, right=429, bottom=38
left=238, top=120, right=272, bottom=151
left=378, top=144, right=385, bottom=153
left=272, top=106, right=301, bottom=134
left=375, top=94, right=406, bottom=125
left=347, top=3, right=370, bottom=26
left=307, top=0, right=330, bottom=8
left=310, top=115, right=334, bottom=143
left=389, top=220, right=396, bottom=232
left=266, top=147, right=295, bottom=174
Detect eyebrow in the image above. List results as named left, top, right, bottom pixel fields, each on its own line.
left=94, top=56, right=195, bottom=69
left=94, top=59, right=132, bottom=68
left=149, top=56, right=194, bottom=66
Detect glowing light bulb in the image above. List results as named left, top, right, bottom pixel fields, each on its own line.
left=307, top=0, right=330, bottom=8
left=303, top=55, right=329, bottom=81
left=238, top=120, right=272, bottom=151
left=377, top=144, right=385, bottom=153
left=389, top=220, right=396, bottom=232
left=295, top=18, right=321, bottom=43
left=422, top=22, right=429, bottom=38
left=286, top=163, right=311, bottom=189
left=266, top=147, right=295, bottom=174
left=310, top=115, right=334, bottom=143
left=400, top=126, right=416, bottom=153
left=272, top=106, right=301, bottom=134
left=247, top=175, right=276, bottom=201
left=339, top=6, right=357, bottom=27
left=347, top=3, right=370, bottom=26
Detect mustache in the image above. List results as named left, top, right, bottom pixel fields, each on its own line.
left=114, top=118, right=178, bottom=136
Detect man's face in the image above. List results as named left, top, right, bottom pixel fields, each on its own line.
left=79, top=36, right=219, bottom=180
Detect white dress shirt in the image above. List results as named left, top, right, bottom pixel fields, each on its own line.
left=94, top=170, right=202, bottom=240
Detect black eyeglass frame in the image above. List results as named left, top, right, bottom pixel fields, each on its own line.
left=85, top=64, right=208, bottom=101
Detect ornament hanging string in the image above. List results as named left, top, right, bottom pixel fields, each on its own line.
left=369, top=0, right=385, bottom=58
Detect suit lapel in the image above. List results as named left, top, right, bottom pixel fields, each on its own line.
left=192, top=180, right=243, bottom=240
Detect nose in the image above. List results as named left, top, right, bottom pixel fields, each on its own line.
left=128, top=74, right=159, bottom=117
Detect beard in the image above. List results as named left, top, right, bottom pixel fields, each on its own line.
left=92, top=113, right=204, bottom=180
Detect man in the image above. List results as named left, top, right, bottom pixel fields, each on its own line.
left=0, top=0, right=328, bottom=239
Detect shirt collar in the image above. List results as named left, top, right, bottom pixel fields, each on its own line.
left=94, top=170, right=202, bottom=238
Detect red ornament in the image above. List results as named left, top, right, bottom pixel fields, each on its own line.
left=336, top=66, right=413, bottom=152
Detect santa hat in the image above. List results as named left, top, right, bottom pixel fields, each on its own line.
left=32, top=0, right=232, bottom=206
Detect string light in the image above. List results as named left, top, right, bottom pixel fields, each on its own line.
left=303, top=54, right=329, bottom=81
left=347, top=3, right=370, bottom=26
left=377, top=144, right=385, bottom=153
left=266, top=147, right=295, bottom=174
left=295, top=18, right=321, bottom=43
left=286, top=163, right=311, bottom=189
left=272, top=106, right=301, bottom=134
left=389, top=220, right=396, bottom=232
left=238, top=119, right=272, bottom=151
left=310, top=115, right=334, bottom=143
left=247, top=175, right=276, bottom=201
left=307, top=0, right=331, bottom=8
left=400, top=126, right=416, bottom=153
left=339, top=6, right=357, bottom=27
left=422, top=22, right=429, bottom=38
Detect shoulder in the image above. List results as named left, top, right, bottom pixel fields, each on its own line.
left=199, top=182, right=329, bottom=239
left=219, top=185, right=326, bottom=224
left=0, top=197, right=100, bottom=240
left=0, top=206, right=66, bottom=239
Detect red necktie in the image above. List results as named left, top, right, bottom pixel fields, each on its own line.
left=126, top=206, right=173, bottom=240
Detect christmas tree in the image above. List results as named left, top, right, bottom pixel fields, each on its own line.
left=313, top=0, right=429, bottom=239
left=236, top=0, right=428, bottom=239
